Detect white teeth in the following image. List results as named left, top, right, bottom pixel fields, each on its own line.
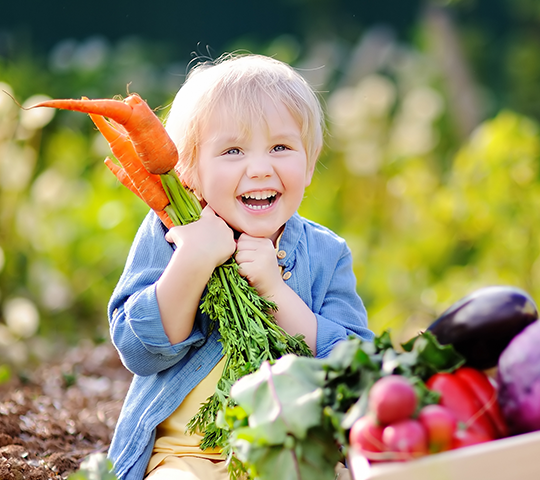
left=246, top=204, right=269, bottom=210
left=242, top=190, right=277, bottom=200
left=240, top=190, right=278, bottom=210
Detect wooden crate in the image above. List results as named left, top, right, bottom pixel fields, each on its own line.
left=350, top=430, right=540, bottom=480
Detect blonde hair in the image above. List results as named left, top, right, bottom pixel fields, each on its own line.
left=165, top=53, right=324, bottom=189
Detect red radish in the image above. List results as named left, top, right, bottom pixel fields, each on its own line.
left=349, top=415, right=386, bottom=457
left=418, top=404, right=457, bottom=452
left=369, top=375, right=417, bottom=425
left=382, top=419, right=428, bottom=460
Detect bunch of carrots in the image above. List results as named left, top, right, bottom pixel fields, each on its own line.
left=29, top=94, right=312, bottom=456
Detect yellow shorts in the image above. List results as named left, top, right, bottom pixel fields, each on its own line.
left=146, top=456, right=351, bottom=480
left=145, top=455, right=231, bottom=480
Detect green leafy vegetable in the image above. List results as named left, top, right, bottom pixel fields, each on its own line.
left=223, top=330, right=464, bottom=479
left=223, top=356, right=340, bottom=480
left=401, top=330, right=466, bottom=377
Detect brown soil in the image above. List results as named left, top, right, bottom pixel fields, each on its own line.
left=0, top=341, right=132, bottom=479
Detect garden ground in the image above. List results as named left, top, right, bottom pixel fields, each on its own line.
left=0, top=341, right=131, bottom=479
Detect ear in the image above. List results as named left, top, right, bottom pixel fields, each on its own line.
left=304, top=147, right=320, bottom=187
left=305, top=162, right=316, bottom=187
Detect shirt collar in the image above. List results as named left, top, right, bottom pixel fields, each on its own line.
left=276, top=212, right=302, bottom=266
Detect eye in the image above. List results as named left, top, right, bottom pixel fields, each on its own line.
left=224, top=148, right=241, bottom=155
left=272, top=144, right=289, bottom=153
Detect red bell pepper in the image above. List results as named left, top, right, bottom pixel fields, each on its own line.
left=426, top=367, right=508, bottom=440
left=453, top=367, right=509, bottom=438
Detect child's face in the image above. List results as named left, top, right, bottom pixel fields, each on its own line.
left=196, top=96, right=314, bottom=242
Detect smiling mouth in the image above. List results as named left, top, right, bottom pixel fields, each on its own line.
left=240, top=190, right=279, bottom=210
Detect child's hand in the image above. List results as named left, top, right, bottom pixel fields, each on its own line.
left=165, top=205, right=236, bottom=269
left=235, top=233, right=283, bottom=298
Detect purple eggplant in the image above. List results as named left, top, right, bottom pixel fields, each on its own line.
left=427, top=286, right=538, bottom=370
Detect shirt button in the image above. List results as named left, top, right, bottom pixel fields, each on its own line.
left=283, top=271, right=292, bottom=280
left=277, top=250, right=287, bottom=259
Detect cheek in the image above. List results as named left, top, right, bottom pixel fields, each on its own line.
left=186, top=169, right=202, bottom=194
left=285, top=164, right=311, bottom=188
left=194, top=161, right=213, bottom=198
left=198, top=169, right=232, bottom=204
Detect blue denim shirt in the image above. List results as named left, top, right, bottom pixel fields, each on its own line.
left=107, top=211, right=373, bottom=480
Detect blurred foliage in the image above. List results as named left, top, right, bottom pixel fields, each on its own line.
left=0, top=76, right=150, bottom=363
left=67, top=453, right=117, bottom=480
left=299, top=8, right=540, bottom=343
left=1, top=1, right=540, bottom=364
left=304, top=102, right=540, bottom=342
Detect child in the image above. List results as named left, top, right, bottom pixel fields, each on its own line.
left=107, top=53, right=373, bottom=480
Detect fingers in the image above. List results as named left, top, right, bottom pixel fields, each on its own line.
left=236, top=233, right=273, bottom=250
left=235, top=237, right=283, bottom=297
left=164, top=226, right=180, bottom=244
left=235, top=236, right=272, bottom=263
left=164, top=205, right=221, bottom=243
left=235, top=235, right=278, bottom=275
left=164, top=210, right=216, bottom=244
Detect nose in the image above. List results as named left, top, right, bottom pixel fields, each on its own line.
left=246, top=154, right=273, bottom=179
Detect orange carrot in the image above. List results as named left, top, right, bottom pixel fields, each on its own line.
left=155, top=209, right=175, bottom=229
left=30, top=94, right=178, bottom=174
left=104, top=158, right=175, bottom=230
left=104, top=157, right=143, bottom=199
left=89, top=112, right=170, bottom=211
left=104, top=157, right=174, bottom=229
left=27, top=92, right=197, bottom=228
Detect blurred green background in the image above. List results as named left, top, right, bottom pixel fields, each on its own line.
left=2, top=0, right=540, bottom=365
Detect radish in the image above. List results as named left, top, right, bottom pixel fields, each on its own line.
left=368, top=375, right=417, bottom=425
left=382, top=419, right=428, bottom=460
left=418, top=404, right=457, bottom=453
left=497, top=319, right=540, bottom=435
left=349, top=415, right=386, bottom=458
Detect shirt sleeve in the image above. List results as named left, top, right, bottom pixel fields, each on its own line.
left=313, top=243, right=374, bottom=359
left=108, top=212, right=209, bottom=376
